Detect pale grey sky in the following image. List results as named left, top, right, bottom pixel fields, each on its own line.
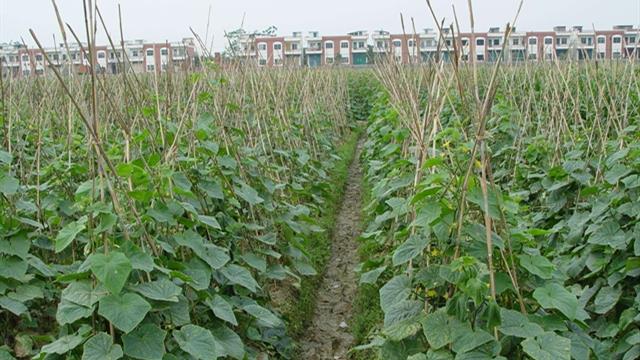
left=1, top=0, right=639, bottom=51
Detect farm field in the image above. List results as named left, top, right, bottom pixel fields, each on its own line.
left=1, top=29, right=640, bottom=360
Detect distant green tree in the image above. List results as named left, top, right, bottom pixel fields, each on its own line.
left=224, top=26, right=277, bottom=58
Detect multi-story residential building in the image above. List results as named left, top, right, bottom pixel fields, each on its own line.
left=231, top=25, right=640, bottom=68
left=0, top=38, right=197, bottom=78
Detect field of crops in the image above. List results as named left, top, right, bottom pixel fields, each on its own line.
left=1, top=42, right=640, bottom=360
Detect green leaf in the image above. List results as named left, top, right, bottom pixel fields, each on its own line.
left=518, top=254, right=555, bottom=279
left=206, top=295, right=238, bottom=326
left=55, top=216, right=88, bottom=253
left=380, top=275, right=411, bottom=312
left=521, top=332, right=571, bottom=360
left=0, top=175, right=19, bottom=195
left=593, top=286, right=622, bottom=314
left=199, top=244, right=230, bottom=270
left=197, top=215, right=222, bottom=230
left=498, top=308, right=545, bottom=338
left=0, top=349, right=16, bottom=360
left=450, top=323, right=494, bottom=354
left=233, top=182, right=264, bottom=205
left=360, top=266, right=387, bottom=285
left=183, top=258, right=211, bottom=291
left=40, top=334, right=85, bottom=355
left=242, top=303, right=283, bottom=328
left=0, top=256, right=28, bottom=280
left=122, top=323, right=166, bottom=360
left=56, top=299, right=94, bottom=325
left=8, top=285, right=43, bottom=302
left=98, top=293, right=151, bottom=333
left=211, top=326, right=245, bottom=359
left=89, top=252, right=132, bottom=295
left=82, top=332, right=123, bottom=360
left=132, top=278, right=182, bottom=302
left=220, top=264, right=260, bottom=292
left=533, top=283, right=579, bottom=320
left=173, top=325, right=218, bottom=360
left=392, top=234, right=429, bottom=266
left=588, top=221, right=627, bottom=250
left=0, top=296, right=27, bottom=316
left=421, top=309, right=453, bottom=350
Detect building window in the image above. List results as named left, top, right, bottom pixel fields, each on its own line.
left=528, top=37, right=537, bottom=45
left=274, top=43, right=282, bottom=50
left=597, top=36, right=606, bottom=44
left=71, top=53, right=78, bottom=60
left=291, top=43, right=299, bottom=50
left=544, top=38, right=553, bottom=45
left=132, top=50, right=139, bottom=57
left=477, top=54, right=484, bottom=61
left=598, top=52, right=605, bottom=58
left=421, top=39, right=434, bottom=48
left=613, top=36, right=622, bottom=44
left=98, top=52, right=106, bottom=59
left=512, top=38, right=520, bottom=46
left=528, top=53, right=537, bottom=60
left=21, top=54, right=29, bottom=62
left=258, top=43, right=267, bottom=51
left=160, top=48, right=168, bottom=56
left=392, top=40, right=401, bottom=47
left=408, top=39, right=415, bottom=47
left=52, top=54, right=59, bottom=61
left=325, top=42, right=334, bottom=49
left=258, top=59, right=267, bottom=66
left=146, top=49, right=154, bottom=56
left=613, top=51, right=621, bottom=59
left=476, top=38, right=485, bottom=46
left=146, top=64, right=155, bottom=71
left=35, top=54, right=43, bottom=61
left=557, top=37, right=568, bottom=45
left=581, top=37, right=593, bottom=46
left=625, top=36, right=636, bottom=44
left=490, top=38, right=500, bottom=46
left=340, top=56, right=349, bottom=64
left=274, top=58, right=283, bottom=65
left=326, top=57, right=334, bottom=64
left=22, top=69, right=30, bottom=76
left=340, top=41, right=349, bottom=49
left=462, top=54, right=469, bottom=61
left=461, top=39, right=469, bottom=46
left=445, top=39, right=452, bottom=47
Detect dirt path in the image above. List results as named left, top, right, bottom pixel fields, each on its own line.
left=299, top=139, right=364, bottom=360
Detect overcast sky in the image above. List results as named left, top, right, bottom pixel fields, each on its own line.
left=1, top=0, right=639, bottom=51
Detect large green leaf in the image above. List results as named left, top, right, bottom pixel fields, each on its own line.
left=0, top=256, right=28, bottom=280
left=360, top=265, right=387, bottom=285
left=40, top=334, right=85, bottom=355
left=98, top=293, right=151, bottom=333
left=55, top=216, right=88, bottom=253
left=220, top=264, right=260, bottom=292
left=132, top=278, right=182, bottom=302
left=56, top=299, right=94, bottom=325
left=211, top=326, right=245, bottom=359
left=533, top=283, right=579, bottom=320
left=518, top=254, right=555, bottom=279
left=421, top=309, right=453, bottom=350
left=392, top=234, right=429, bottom=266
left=199, top=244, right=230, bottom=270
left=82, top=332, right=123, bottom=360
left=88, top=252, right=132, bottom=295
left=234, top=182, right=264, bottom=205
left=173, top=325, right=218, bottom=360
left=0, top=296, right=27, bottom=316
left=122, top=323, right=166, bottom=360
left=380, top=275, right=411, bottom=312
left=498, top=308, right=545, bottom=338
left=588, top=221, right=627, bottom=250
left=206, top=295, right=238, bottom=326
left=197, top=215, right=222, bottom=230
left=242, top=303, right=283, bottom=328
left=521, top=332, right=571, bottom=360
left=183, top=258, right=211, bottom=291
left=593, top=286, right=622, bottom=314
left=0, top=174, right=19, bottom=195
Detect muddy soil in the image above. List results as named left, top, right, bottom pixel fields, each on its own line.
left=298, top=140, right=364, bottom=360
